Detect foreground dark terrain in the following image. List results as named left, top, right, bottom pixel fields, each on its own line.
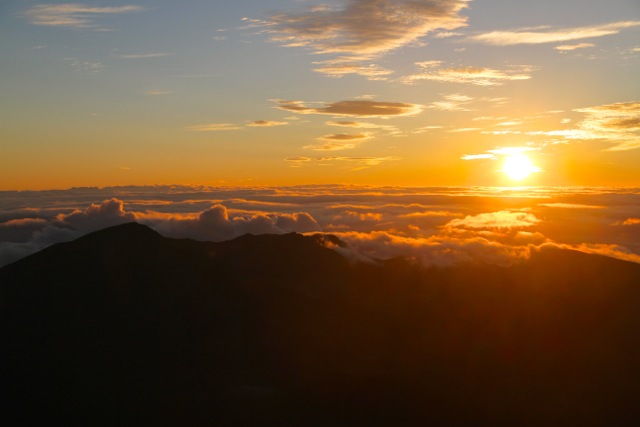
left=2, top=223, right=640, bottom=426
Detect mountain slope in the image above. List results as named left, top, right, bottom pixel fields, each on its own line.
left=2, top=222, right=640, bottom=426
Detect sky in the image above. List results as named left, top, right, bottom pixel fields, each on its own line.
left=1, top=0, right=639, bottom=190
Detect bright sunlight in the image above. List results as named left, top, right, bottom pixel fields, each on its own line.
left=502, top=154, right=540, bottom=181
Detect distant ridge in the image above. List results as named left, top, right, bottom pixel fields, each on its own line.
left=2, top=223, right=640, bottom=426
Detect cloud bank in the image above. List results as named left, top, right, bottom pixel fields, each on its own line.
left=2, top=186, right=640, bottom=268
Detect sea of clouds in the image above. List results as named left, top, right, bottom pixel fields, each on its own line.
left=1, top=185, right=640, bottom=268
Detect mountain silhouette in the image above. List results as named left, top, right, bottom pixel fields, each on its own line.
left=2, top=222, right=640, bottom=426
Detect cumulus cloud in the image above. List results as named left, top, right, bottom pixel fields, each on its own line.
left=274, top=100, right=423, bottom=118
left=401, top=61, right=534, bottom=86
left=264, top=0, right=471, bottom=57
left=144, top=204, right=321, bottom=241
left=330, top=231, right=537, bottom=267
left=445, top=211, right=540, bottom=230
left=468, top=21, right=640, bottom=46
left=2, top=187, right=640, bottom=268
left=56, top=198, right=136, bottom=232
left=24, top=3, right=143, bottom=30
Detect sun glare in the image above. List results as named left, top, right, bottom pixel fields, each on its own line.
left=502, top=154, right=540, bottom=181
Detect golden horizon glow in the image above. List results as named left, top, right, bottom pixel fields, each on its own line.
left=502, top=154, right=541, bottom=181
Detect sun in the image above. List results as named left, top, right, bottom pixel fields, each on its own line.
left=502, top=154, right=540, bottom=181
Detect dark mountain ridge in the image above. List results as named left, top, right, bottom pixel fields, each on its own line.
left=2, top=222, right=640, bottom=426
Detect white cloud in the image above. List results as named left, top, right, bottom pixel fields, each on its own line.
left=469, top=21, right=640, bottom=46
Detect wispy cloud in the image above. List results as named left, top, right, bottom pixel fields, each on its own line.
left=319, top=133, right=372, bottom=142
left=285, top=156, right=399, bottom=167
left=462, top=146, right=537, bottom=161
left=274, top=100, right=423, bottom=118
left=429, top=93, right=474, bottom=111
left=326, top=121, right=397, bottom=131
left=246, top=120, right=289, bottom=127
left=447, top=127, right=481, bottom=133
left=64, top=57, right=103, bottom=72
left=312, top=61, right=394, bottom=80
left=469, top=21, right=640, bottom=46
left=304, top=133, right=372, bottom=151
left=113, top=53, right=171, bottom=59
left=24, top=3, right=143, bottom=30
left=317, top=156, right=400, bottom=167
left=304, top=142, right=357, bottom=152
left=401, top=61, right=534, bottom=86
left=187, top=123, right=242, bottom=132
left=554, top=42, right=595, bottom=51
left=575, top=102, right=640, bottom=151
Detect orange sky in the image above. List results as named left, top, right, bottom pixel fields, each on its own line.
left=1, top=0, right=639, bottom=189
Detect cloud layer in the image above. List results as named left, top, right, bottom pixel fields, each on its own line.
left=2, top=186, right=640, bottom=268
